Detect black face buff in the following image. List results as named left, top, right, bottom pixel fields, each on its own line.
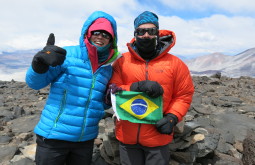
left=135, top=37, right=157, bottom=60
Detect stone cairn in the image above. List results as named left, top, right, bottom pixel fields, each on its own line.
left=0, top=75, right=255, bottom=165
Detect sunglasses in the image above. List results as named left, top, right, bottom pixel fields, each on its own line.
left=135, top=27, right=158, bottom=36
left=91, top=31, right=111, bottom=39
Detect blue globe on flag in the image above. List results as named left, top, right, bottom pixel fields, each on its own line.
left=131, top=99, right=148, bottom=115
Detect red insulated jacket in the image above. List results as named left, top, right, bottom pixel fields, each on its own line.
left=109, top=30, right=194, bottom=147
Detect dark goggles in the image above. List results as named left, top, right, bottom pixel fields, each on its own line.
left=135, top=27, right=158, bottom=36
left=91, top=31, right=111, bottom=39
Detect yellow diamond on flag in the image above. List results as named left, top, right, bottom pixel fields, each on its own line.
left=120, top=95, right=159, bottom=119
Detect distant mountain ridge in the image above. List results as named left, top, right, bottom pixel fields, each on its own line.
left=0, top=48, right=254, bottom=80
left=0, top=49, right=38, bottom=69
left=0, top=50, right=39, bottom=81
left=184, top=48, right=255, bottom=77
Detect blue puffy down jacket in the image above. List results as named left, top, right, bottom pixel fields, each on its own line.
left=25, top=11, right=118, bottom=142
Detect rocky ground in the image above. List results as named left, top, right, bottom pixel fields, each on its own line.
left=0, top=75, right=255, bottom=165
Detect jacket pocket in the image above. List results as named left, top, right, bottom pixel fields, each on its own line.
left=54, top=90, right=67, bottom=127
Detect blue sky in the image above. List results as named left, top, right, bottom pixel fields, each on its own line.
left=0, top=0, right=255, bottom=81
left=0, top=0, right=254, bottom=57
left=138, top=0, right=255, bottom=18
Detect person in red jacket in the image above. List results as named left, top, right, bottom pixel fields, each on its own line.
left=107, top=11, right=194, bottom=165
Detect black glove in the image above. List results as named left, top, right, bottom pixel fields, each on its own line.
left=155, top=113, right=178, bottom=135
left=130, top=80, right=163, bottom=98
left=105, top=84, right=124, bottom=105
left=32, top=33, right=66, bottom=73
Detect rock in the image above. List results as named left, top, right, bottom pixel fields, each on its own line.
left=10, top=156, right=35, bottom=165
left=0, top=109, right=14, bottom=123
left=193, top=127, right=209, bottom=135
left=242, top=130, right=255, bottom=165
left=171, top=144, right=198, bottom=164
left=7, top=115, right=40, bottom=134
left=20, top=143, right=36, bottom=161
left=233, top=141, right=243, bottom=153
left=227, top=143, right=242, bottom=160
left=99, top=117, right=120, bottom=165
left=219, top=96, right=243, bottom=105
left=169, top=138, right=186, bottom=152
left=192, top=104, right=216, bottom=115
left=0, top=76, right=254, bottom=164
left=178, top=134, right=205, bottom=150
left=0, top=135, right=12, bottom=144
left=175, top=122, right=201, bottom=138
left=91, top=153, right=110, bottom=165
left=214, top=152, right=243, bottom=165
left=0, top=145, right=18, bottom=163
left=186, top=134, right=205, bottom=144
left=174, top=118, right=185, bottom=134
left=13, top=106, right=25, bottom=118
left=196, top=129, right=220, bottom=157
left=210, top=72, right=222, bottom=79
left=210, top=113, right=255, bottom=141
left=94, top=138, right=103, bottom=146
left=16, top=132, right=33, bottom=142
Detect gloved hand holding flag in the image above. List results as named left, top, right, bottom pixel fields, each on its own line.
left=105, top=84, right=124, bottom=105
left=130, top=80, right=164, bottom=98
left=111, top=91, right=163, bottom=124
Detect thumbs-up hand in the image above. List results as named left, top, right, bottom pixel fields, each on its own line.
left=46, top=33, right=55, bottom=46
left=32, top=33, right=66, bottom=73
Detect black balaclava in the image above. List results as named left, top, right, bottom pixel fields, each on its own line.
left=135, top=36, right=158, bottom=60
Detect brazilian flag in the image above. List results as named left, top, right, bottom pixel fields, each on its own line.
left=113, top=91, right=163, bottom=124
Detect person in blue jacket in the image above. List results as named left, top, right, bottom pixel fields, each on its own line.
left=25, top=11, right=119, bottom=165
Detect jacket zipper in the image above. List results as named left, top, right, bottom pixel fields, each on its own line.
left=136, top=62, right=149, bottom=144
left=145, top=61, right=149, bottom=80
left=136, top=124, right=141, bottom=143
left=54, top=90, right=67, bottom=127
left=78, top=70, right=97, bottom=141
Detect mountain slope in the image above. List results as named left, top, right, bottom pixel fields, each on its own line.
left=0, top=50, right=37, bottom=69
left=184, top=48, right=255, bottom=77
left=0, top=50, right=37, bottom=81
left=0, top=48, right=254, bottom=81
